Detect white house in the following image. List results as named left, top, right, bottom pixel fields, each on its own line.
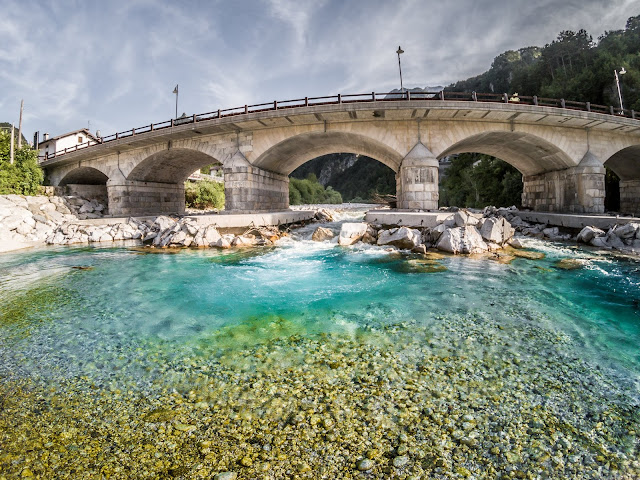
left=38, top=129, right=100, bottom=161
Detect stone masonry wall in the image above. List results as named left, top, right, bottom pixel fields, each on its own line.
left=108, top=181, right=185, bottom=216
left=522, top=166, right=605, bottom=213
left=397, top=165, right=439, bottom=210
left=224, top=166, right=289, bottom=212
left=620, top=179, right=640, bottom=216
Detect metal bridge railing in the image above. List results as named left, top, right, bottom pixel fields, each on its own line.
left=40, top=91, right=638, bottom=161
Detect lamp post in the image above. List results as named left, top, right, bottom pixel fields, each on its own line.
left=173, top=84, right=179, bottom=119
left=614, top=68, right=626, bottom=114
left=396, top=46, right=404, bottom=96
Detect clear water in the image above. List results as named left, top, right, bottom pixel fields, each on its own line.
left=1, top=219, right=639, bottom=478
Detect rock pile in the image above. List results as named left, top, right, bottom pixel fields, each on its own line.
left=323, top=209, right=516, bottom=255
left=576, top=223, right=640, bottom=253
left=485, top=205, right=640, bottom=255
left=141, top=216, right=282, bottom=249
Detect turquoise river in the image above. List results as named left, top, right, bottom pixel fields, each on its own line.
left=0, top=215, right=639, bottom=479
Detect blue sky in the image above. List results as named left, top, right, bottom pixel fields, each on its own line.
left=0, top=0, right=637, bottom=141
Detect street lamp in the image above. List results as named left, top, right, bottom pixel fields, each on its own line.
left=396, top=46, right=404, bottom=96
left=173, top=84, right=179, bottom=119
left=615, top=67, right=626, bottom=114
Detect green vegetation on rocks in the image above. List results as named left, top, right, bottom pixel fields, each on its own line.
left=184, top=179, right=225, bottom=209
left=0, top=129, right=43, bottom=195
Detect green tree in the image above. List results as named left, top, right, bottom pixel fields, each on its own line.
left=0, top=129, right=43, bottom=195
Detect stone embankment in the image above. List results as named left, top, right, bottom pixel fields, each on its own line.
left=0, top=194, right=332, bottom=252
left=0, top=194, right=111, bottom=252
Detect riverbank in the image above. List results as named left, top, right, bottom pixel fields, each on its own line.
left=2, top=194, right=640, bottom=259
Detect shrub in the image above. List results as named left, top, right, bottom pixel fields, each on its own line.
left=185, top=180, right=225, bottom=209
left=0, top=130, right=43, bottom=195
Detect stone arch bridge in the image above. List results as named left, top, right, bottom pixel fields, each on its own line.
left=40, top=92, right=640, bottom=216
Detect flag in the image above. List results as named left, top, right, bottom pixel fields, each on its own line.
left=173, top=85, right=178, bottom=94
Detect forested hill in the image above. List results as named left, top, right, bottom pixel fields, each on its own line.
left=446, top=15, right=639, bottom=111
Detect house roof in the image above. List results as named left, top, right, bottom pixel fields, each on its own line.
left=39, top=128, right=99, bottom=147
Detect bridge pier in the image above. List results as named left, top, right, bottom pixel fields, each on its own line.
left=620, top=180, right=640, bottom=215
left=107, top=180, right=185, bottom=216
left=521, top=152, right=605, bottom=213
left=224, top=152, right=289, bottom=212
left=396, top=142, right=439, bottom=210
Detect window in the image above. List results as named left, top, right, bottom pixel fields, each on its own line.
left=78, top=136, right=83, bottom=143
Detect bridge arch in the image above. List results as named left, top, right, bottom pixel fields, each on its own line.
left=437, top=131, right=575, bottom=176
left=127, top=148, right=222, bottom=183
left=252, top=131, right=405, bottom=175
left=58, top=166, right=109, bottom=186
left=603, top=145, right=640, bottom=215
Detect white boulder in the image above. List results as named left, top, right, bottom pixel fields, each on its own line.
left=311, top=226, right=334, bottom=242
left=437, top=226, right=488, bottom=254
left=338, top=222, right=369, bottom=246
left=577, top=226, right=604, bottom=243
left=479, top=217, right=514, bottom=245
left=377, top=227, right=422, bottom=250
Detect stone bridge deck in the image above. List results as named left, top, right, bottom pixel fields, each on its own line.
left=40, top=93, right=640, bottom=216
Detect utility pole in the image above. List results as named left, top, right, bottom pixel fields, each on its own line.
left=10, top=124, right=14, bottom=164
left=17, top=100, right=24, bottom=148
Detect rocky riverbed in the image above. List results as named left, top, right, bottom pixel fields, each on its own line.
left=2, top=304, right=638, bottom=479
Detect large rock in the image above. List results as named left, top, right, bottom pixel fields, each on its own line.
left=377, top=227, right=421, bottom=249
left=1, top=209, right=32, bottom=231
left=426, top=223, right=447, bottom=244
left=311, top=226, right=334, bottom=242
left=614, top=223, right=639, bottom=239
left=338, top=222, right=369, bottom=246
left=203, top=226, right=222, bottom=246
left=16, top=222, right=34, bottom=236
left=479, top=217, right=514, bottom=245
left=577, top=226, right=604, bottom=243
left=590, top=236, right=611, bottom=249
left=154, top=216, right=176, bottom=232
left=437, top=226, right=488, bottom=254
left=454, top=210, right=480, bottom=227
left=605, top=232, right=626, bottom=250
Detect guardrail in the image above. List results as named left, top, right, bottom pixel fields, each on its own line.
left=40, top=91, right=638, bottom=161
